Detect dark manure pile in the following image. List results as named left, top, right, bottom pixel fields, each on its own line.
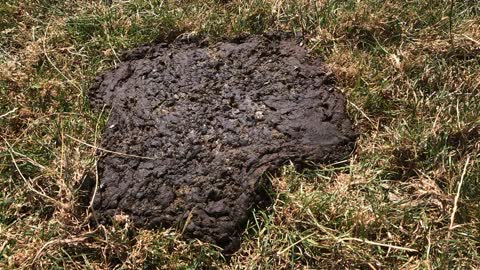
left=88, top=33, right=357, bottom=253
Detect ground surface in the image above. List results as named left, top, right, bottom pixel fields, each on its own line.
left=88, top=34, right=356, bottom=252
left=0, top=0, right=479, bottom=269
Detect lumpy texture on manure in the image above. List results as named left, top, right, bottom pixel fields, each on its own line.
left=88, top=34, right=356, bottom=252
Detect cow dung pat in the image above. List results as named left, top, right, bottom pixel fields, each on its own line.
left=88, top=33, right=357, bottom=253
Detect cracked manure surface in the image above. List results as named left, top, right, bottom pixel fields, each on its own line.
left=88, top=34, right=357, bottom=252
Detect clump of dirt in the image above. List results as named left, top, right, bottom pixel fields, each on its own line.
left=88, top=33, right=357, bottom=253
